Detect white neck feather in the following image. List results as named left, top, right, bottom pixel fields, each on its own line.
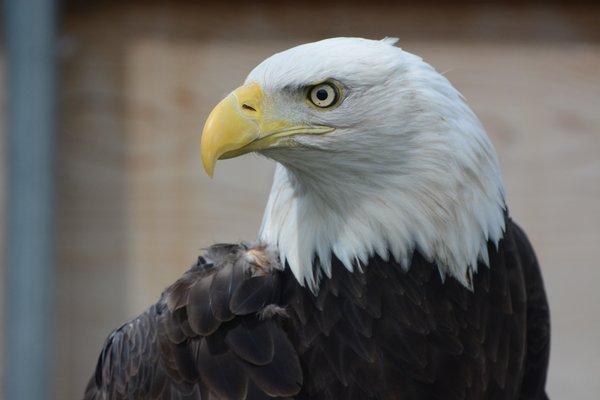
left=260, top=159, right=505, bottom=291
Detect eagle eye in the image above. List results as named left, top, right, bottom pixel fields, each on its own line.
left=308, top=82, right=339, bottom=108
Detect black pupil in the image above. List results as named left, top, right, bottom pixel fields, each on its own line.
left=316, top=88, right=329, bottom=101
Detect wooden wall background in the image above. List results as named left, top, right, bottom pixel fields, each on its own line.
left=1, top=1, right=599, bottom=399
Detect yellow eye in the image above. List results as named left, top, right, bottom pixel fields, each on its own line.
left=309, top=83, right=339, bottom=108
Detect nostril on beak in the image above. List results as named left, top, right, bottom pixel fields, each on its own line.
left=241, top=103, right=257, bottom=112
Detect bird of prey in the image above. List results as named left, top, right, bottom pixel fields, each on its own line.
left=84, top=37, right=550, bottom=400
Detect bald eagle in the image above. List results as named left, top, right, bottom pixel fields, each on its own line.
left=84, top=38, right=550, bottom=400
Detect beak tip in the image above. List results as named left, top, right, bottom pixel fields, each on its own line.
left=201, top=134, right=217, bottom=178
left=202, top=158, right=215, bottom=178
left=200, top=147, right=215, bottom=178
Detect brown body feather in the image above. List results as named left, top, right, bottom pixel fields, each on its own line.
left=84, top=218, right=550, bottom=400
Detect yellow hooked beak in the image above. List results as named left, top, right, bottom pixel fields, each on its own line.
left=200, top=83, right=333, bottom=177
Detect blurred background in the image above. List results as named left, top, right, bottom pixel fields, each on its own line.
left=1, top=1, right=599, bottom=399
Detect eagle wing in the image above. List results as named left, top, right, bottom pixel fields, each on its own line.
left=83, top=244, right=302, bottom=400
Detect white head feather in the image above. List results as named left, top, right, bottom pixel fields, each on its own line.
left=245, top=38, right=505, bottom=290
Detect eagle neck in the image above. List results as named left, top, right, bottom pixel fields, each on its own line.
left=259, top=154, right=506, bottom=292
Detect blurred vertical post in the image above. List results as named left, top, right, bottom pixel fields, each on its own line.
left=3, top=0, right=57, bottom=399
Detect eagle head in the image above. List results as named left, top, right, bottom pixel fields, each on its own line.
left=200, top=37, right=506, bottom=290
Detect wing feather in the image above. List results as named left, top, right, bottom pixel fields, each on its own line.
left=84, top=244, right=302, bottom=400
left=225, top=319, right=275, bottom=366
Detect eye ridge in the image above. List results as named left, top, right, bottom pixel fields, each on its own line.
left=308, top=82, right=340, bottom=108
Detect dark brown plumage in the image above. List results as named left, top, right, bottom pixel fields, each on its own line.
left=84, top=218, right=550, bottom=400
